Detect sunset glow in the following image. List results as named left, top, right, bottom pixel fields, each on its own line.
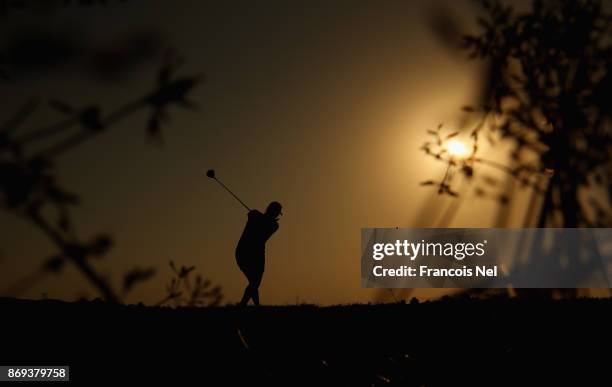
left=446, top=138, right=469, bottom=158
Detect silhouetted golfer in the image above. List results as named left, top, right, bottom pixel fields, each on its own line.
left=236, top=201, right=282, bottom=306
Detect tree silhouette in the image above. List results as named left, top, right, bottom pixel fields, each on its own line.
left=0, top=51, right=200, bottom=302
left=422, top=0, right=611, bottom=228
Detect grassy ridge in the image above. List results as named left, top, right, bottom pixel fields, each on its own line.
left=1, top=297, right=608, bottom=385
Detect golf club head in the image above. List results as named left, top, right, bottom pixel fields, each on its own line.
left=206, top=169, right=216, bottom=179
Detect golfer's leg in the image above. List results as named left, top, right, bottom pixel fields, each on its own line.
left=239, top=285, right=251, bottom=306
left=251, top=271, right=262, bottom=306
left=239, top=269, right=258, bottom=306
left=252, top=287, right=260, bottom=306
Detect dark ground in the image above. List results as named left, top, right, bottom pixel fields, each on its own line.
left=1, top=296, right=609, bottom=386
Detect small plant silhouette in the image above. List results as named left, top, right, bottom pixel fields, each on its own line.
left=156, top=261, right=223, bottom=307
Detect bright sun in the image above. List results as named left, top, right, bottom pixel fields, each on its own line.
left=446, top=139, right=469, bottom=158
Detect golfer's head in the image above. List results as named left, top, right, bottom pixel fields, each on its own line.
left=266, top=201, right=282, bottom=219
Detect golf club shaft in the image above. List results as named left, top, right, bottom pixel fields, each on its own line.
left=214, top=178, right=251, bottom=211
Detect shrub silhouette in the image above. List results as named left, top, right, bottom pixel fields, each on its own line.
left=422, top=0, right=612, bottom=229
left=156, top=261, right=223, bottom=307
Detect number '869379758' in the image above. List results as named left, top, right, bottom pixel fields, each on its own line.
left=8, top=368, right=66, bottom=378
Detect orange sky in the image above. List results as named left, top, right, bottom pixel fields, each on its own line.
left=0, top=1, right=528, bottom=305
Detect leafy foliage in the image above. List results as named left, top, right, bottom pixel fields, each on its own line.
left=0, top=52, right=200, bottom=301
left=123, top=266, right=156, bottom=295
left=423, top=0, right=612, bottom=227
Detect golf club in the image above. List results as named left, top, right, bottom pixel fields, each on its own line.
left=206, top=169, right=251, bottom=211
